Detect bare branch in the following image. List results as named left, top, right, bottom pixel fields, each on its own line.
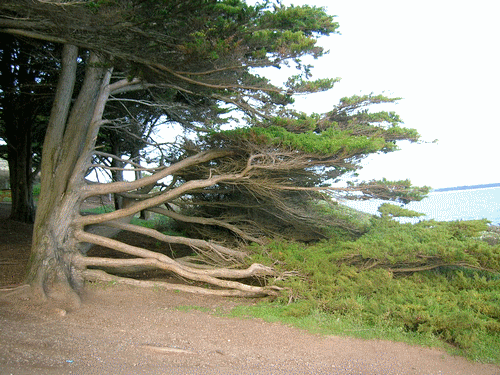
left=108, top=77, right=142, bottom=95
left=0, top=28, right=67, bottom=44
left=149, top=206, right=265, bottom=245
left=81, top=256, right=275, bottom=279
left=74, top=232, right=275, bottom=295
left=82, top=149, right=235, bottom=197
left=148, top=61, right=282, bottom=94
left=103, top=220, right=248, bottom=262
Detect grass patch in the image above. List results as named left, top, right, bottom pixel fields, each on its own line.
left=131, top=214, right=173, bottom=230
left=81, top=204, right=115, bottom=214
left=0, top=189, right=12, bottom=202
left=228, top=302, right=448, bottom=351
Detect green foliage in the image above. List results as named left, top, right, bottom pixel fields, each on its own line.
left=248, top=218, right=500, bottom=363
left=339, top=94, right=399, bottom=106
left=86, top=0, right=114, bottom=11
left=338, top=218, right=498, bottom=271
left=2, top=0, right=430, bottom=234
left=32, top=184, right=41, bottom=199
left=351, top=179, right=431, bottom=204
left=80, top=204, right=115, bottom=215
left=258, top=4, right=339, bottom=37
left=130, top=214, right=173, bottom=231
left=285, top=76, right=340, bottom=93
left=218, top=125, right=397, bottom=156
left=310, top=201, right=372, bottom=239
left=324, top=94, right=419, bottom=140
left=378, top=203, right=425, bottom=218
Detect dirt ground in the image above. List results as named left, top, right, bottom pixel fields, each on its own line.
left=1, top=202, right=499, bottom=375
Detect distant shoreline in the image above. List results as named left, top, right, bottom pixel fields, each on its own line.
left=432, top=183, right=500, bottom=193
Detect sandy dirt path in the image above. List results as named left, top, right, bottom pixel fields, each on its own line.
left=1, top=285, right=499, bottom=375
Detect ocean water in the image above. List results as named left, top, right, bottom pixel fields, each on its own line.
left=342, top=186, right=500, bottom=225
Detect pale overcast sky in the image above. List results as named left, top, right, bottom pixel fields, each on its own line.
left=271, top=0, right=500, bottom=188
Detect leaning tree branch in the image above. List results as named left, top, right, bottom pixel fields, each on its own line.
left=79, top=255, right=274, bottom=279
left=149, top=206, right=265, bottom=245
left=342, top=253, right=498, bottom=274
left=0, top=27, right=68, bottom=44
left=148, top=61, right=282, bottom=94
left=78, top=167, right=252, bottom=227
left=82, top=149, right=235, bottom=198
left=74, top=231, right=277, bottom=296
left=104, top=220, right=249, bottom=263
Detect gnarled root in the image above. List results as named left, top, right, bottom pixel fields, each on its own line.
left=78, top=256, right=279, bottom=297
left=83, top=269, right=280, bottom=297
left=75, top=229, right=280, bottom=297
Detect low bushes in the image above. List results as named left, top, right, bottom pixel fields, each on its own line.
left=248, top=216, right=500, bottom=363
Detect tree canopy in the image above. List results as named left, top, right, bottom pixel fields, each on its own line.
left=0, top=0, right=429, bottom=304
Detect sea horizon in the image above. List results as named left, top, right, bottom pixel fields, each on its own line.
left=343, top=185, right=500, bottom=226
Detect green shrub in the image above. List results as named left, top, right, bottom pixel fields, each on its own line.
left=248, top=217, right=500, bottom=363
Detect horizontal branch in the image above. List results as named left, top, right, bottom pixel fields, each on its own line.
left=0, top=27, right=68, bottom=44
left=82, top=149, right=234, bottom=198
left=78, top=168, right=250, bottom=227
left=74, top=231, right=272, bottom=294
left=149, top=207, right=265, bottom=245
left=83, top=269, right=273, bottom=297
left=149, top=61, right=282, bottom=94
left=104, top=220, right=248, bottom=262
left=80, top=256, right=275, bottom=279
left=387, top=262, right=497, bottom=274
left=108, top=77, right=142, bottom=95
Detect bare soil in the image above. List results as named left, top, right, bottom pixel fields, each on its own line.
left=1, top=202, right=499, bottom=375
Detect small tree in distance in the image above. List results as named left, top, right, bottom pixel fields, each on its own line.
left=0, top=0, right=428, bottom=308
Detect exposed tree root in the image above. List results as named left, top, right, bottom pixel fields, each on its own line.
left=83, top=269, right=278, bottom=297
left=75, top=230, right=279, bottom=297
left=80, top=256, right=275, bottom=279
left=0, top=283, right=30, bottom=295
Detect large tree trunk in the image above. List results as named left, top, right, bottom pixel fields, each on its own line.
left=26, top=45, right=110, bottom=308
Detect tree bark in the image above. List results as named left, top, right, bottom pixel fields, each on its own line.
left=26, top=45, right=111, bottom=307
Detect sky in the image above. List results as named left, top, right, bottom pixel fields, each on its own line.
left=268, top=0, right=500, bottom=188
